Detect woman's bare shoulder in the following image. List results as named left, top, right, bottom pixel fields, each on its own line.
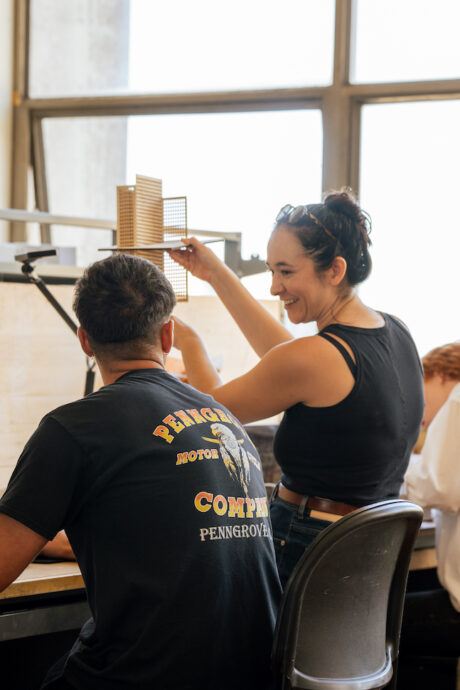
left=272, top=334, right=337, bottom=369
left=263, top=333, right=355, bottom=407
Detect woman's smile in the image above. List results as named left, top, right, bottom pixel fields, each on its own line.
left=267, top=227, right=325, bottom=324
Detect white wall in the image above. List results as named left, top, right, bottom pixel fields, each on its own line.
left=0, top=0, right=13, bottom=242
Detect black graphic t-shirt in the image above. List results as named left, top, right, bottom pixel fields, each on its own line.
left=0, top=369, right=281, bottom=690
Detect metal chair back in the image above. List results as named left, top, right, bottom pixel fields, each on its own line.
left=271, top=499, right=423, bottom=690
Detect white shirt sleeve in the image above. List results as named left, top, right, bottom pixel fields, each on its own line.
left=405, top=385, right=460, bottom=513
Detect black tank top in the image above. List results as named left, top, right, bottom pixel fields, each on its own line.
left=273, top=313, right=424, bottom=506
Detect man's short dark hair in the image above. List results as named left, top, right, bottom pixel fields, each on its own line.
left=73, top=254, right=176, bottom=356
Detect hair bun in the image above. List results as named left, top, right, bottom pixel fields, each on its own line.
left=323, top=188, right=360, bottom=220
left=323, top=188, right=371, bottom=245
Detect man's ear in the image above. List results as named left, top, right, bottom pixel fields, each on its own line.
left=328, top=256, right=348, bottom=286
left=160, top=319, right=174, bottom=355
left=77, top=327, right=94, bottom=357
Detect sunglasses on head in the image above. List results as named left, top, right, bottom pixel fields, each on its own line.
left=275, top=204, right=336, bottom=242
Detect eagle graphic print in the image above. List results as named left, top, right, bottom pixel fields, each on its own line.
left=152, top=405, right=270, bottom=543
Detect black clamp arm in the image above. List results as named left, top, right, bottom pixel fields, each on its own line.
left=15, top=250, right=94, bottom=396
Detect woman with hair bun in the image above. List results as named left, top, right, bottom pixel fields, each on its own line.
left=169, top=189, right=424, bottom=586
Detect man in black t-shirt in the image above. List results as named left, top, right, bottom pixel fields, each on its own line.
left=0, top=254, right=281, bottom=690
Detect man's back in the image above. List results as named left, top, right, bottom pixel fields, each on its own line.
left=0, top=369, right=281, bottom=689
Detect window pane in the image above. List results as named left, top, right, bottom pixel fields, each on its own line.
left=359, top=100, right=460, bottom=356
left=30, top=0, right=334, bottom=97
left=126, top=110, right=323, bottom=257
left=353, top=0, right=460, bottom=83
left=42, top=116, right=126, bottom=267
left=43, top=110, right=323, bottom=292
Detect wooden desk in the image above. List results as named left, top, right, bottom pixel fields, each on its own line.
left=0, top=561, right=89, bottom=642
left=0, top=561, right=84, bottom=600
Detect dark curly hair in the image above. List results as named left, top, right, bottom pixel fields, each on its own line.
left=275, top=188, right=372, bottom=286
left=73, top=253, right=176, bottom=358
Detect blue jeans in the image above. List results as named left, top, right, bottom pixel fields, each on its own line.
left=269, top=489, right=333, bottom=588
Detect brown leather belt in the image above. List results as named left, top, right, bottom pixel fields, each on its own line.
left=277, top=484, right=356, bottom=523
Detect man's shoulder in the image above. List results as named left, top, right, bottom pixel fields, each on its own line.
left=46, top=370, right=169, bottom=419
left=44, top=369, right=226, bottom=435
left=38, top=384, right=118, bottom=442
left=44, top=388, right=105, bottom=423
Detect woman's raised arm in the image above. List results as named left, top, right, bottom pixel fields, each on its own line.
left=172, top=315, right=350, bottom=424
left=168, top=238, right=293, bottom=358
left=173, top=314, right=308, bottom=423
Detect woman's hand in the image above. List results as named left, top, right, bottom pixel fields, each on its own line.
left=170, top=315, right=221, bottom=392
left=170, top=237, right=293, bottom=359
left=167, top=237, right=224, bottom=283
left=171, top=315, right=200, bottom=352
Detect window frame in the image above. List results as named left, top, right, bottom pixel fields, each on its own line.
left=9, top=0, right=460, bottom=244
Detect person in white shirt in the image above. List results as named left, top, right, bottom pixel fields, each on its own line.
left=399, top=342, right=460, bottom=687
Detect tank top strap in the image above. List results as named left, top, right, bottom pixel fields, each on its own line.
left=318, top=331, right=357, bottom=378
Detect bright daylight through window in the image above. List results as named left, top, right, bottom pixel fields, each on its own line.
left=22, top=0, right=460, bottom=355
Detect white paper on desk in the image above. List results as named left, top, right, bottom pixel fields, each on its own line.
left=98, top=239, right=222, bottom=251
